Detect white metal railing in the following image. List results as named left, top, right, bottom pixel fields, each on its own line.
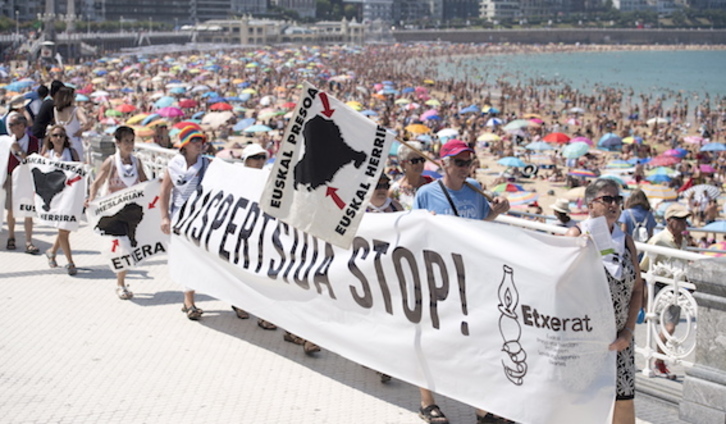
left=497, top=214, right=703, bottom=377
left=134, top=143, right=175, bottom=179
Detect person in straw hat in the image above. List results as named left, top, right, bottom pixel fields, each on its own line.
left=551, top=198, right=578, bottom=228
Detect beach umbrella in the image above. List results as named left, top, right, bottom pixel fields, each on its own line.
left=542, top=132, right=571, bottom=144
left=647, top=117, right=670, bottom=125
left=701, top=221, right=726, bottom=232
left=486, top=117, right=503, bottom=127
left=146, top=119, right=169, bottom=128
left=497, top=157, right=526, bottom=168
left=704, top=241, right=726, bottom=257
left=598, top=133, right=622, bottom=151
left=507, top=191, right=539, bottom=206
left=641, top=185, right=678, bottom=201
left=649, top=155, right=681, bottom=167
left=91, top=90, right=110, bottom=98
left=606, top=160, right=632, bottom=169
left=173, top=121, right=202, bottom=131
left=116, top=104, right=136, bottom=114
left=360, top=109, right=378, bottom=117
left=169, top=86, right=186, bottom=95
left=105, top=109, right=123, bottom=117
left=684, top=136, right=704, bottom=145
left=567, top=118, right=582, bottom=126
left=437, top=128, right=459, bottom=138
left=492, top=183, right=525, bottom=193
left=75, top=94, right=89, bottom=102
left=646, top=174, right=672, bottom=184
left=141, top=113, right=161, bottom=126
left=477, top=133, right=501, bottom=142
left=459, top=105, right=480, bottom=114
left=647, top=167, right=676, bottom=176
left=569, top=107, right=585, bottom=114
left=154, top=96, right=176, bottom=109
left=700, top=164, right=717, bottom=174
left=233, top=118, right=256, bottom=132
left=568, top=169, right=598, bottom=178
left=125, top=113, right=149, bottom=125
left=178, top=99, right=198, bottom=108
left=663, top=148, right=688, bottom=158
left=201, top=111, right=234, bottom=129
left=192, top=111, right=206, bottom=120
left=622, top=136, right=644, bottom=145
left=421, top=109, right=439, bottom=120
left=157, top=106, right=184, bottom=118
left=525, top=141, right=553, bottom=151
left=416, top=135, right=433, bottom=144
left=424, top=99, right=441, bottom=107
left=394, top=98, right=411, bottom=105
left=405, top=124, right=430, bottom=134
left=529, top=118, right=544, bottom=126
left=682, top=184, right=721, bottom=200
left=570, top=136, right=593, bottom=146
left=210, top=102, right=233, bottom=111
left=503, top=119, right=530, bottom=132
left=562, top=142, right=590, bottom=159
left=700, top=142, right=726, bottom=152
left=244, top=124, right=273, bottom=133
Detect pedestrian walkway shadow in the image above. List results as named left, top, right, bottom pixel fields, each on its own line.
left=128, top=290, right=216, bottom=308
left=192, top=310, right=447, bottom=414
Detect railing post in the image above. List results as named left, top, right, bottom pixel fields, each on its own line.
left=679, top=258, right=726, bottom=423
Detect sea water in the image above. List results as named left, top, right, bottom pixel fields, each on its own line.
left=437, top=49, right=726, bottom=106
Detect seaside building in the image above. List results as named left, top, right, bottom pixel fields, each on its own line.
left=480, top=0, right=521, bottom=19
left=612, top=0, right=650, bottom=10
left=194, top=16, right=365, bottom=44
left=358, top=0, right=396, bottom=22
left=391, top=0, right=435, bottom=24
left=270, top=0, right=316, bottom=18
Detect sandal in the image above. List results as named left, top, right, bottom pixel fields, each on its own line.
left=66, top=263, right=77, bottom=276
left=45, top=250, right=58, bottom=268
left=283, top=331, right=305, bottom=345
left=303, top=340, right=321, bottom=355
left=25, top=243, right=40, bottom=255
left=257, top=319, right=277, bottom=330
left=6, top=238, right=16, bottom=250
left=418, top=404, right=449, bottom=424
left=476, top=413, right=515, bottom=424
left=181, top=304, right=203, bottom=320
left=116, top=286, right=134, bottom=300
left=231, top=306, right=249, bottom=319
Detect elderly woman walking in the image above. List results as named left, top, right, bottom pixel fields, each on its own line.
left=565, top=178, right=644, bottom=424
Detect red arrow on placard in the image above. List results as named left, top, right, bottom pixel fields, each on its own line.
left=66, top=175, right=82, bottom=186
left=148, top=195, right=159, bottom=209
left=325, top=186, right=345, bottom=210
left=319, top=92, right=335, bottom=118
left=111, top=239, right=119, bottom=253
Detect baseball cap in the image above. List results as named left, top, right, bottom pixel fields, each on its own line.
left=440, top=139, right=474, bottom=158
left=665, top=204, right=691, bottom=220
left=241, top=143, right=268, bottom=160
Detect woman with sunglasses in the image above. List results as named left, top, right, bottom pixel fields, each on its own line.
left=565, top=178, right=644, bottom=424
left=390, top=141, right=434, bottom=210
left=159, top=126, right=211, bottom=320
left=43, top=125, right=81, bottom=275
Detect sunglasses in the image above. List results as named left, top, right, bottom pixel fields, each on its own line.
left=247, top=154, right=266, bottom=161
left=405, top=157, right=426, bottom=165
left=452, top=158, right=473, bottom=168
left=376, top=182, right=390, bottom=190
left=593, top=195, right=623, bottom=205
left=190, top=137, right=205, bottom=143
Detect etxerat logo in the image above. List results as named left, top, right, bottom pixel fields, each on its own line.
left=497, top=265, right=528, bottom=386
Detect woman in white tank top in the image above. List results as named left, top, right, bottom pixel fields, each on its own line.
left=52, top=86, right=90, bottom=163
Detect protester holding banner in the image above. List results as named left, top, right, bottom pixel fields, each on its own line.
left=566, top=178, right=644, bottom=424
left=413, top=139, right=511, bottom=424
left=87, top=126, right=148, bottom=300
left=53, top=86, right=91, bottom=163
left=4, top=113, right=40, bottom=253
left=367, top=173, right=403, bottom=213
left=160, top=126, right=211, bottom=320
left=43, top=125, right=81, bottom=275
left=390, top=141, right=434, bottom=210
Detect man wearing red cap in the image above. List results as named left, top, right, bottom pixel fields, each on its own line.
left=413, top=139, right=511, bottom=424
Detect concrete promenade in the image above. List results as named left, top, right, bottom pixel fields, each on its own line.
left=0, top=222, right=688, bottom=424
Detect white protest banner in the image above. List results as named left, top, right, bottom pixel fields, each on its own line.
left=11, top=162, right=37, bottom=218
left=171, top=161, right=617, bottom=424
left=0, top=135, right=11, bottom=227
left=25, top=153, right=89, bottom=231
left=260, top=81, right=396, bottom=248
left=86, top=179, right=168, bottom=273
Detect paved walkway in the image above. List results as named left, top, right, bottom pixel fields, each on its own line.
left=0, top=222, right=688, bottom=424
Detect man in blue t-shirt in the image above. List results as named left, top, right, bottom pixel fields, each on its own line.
left=412, top=139, right=511, bottom=424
